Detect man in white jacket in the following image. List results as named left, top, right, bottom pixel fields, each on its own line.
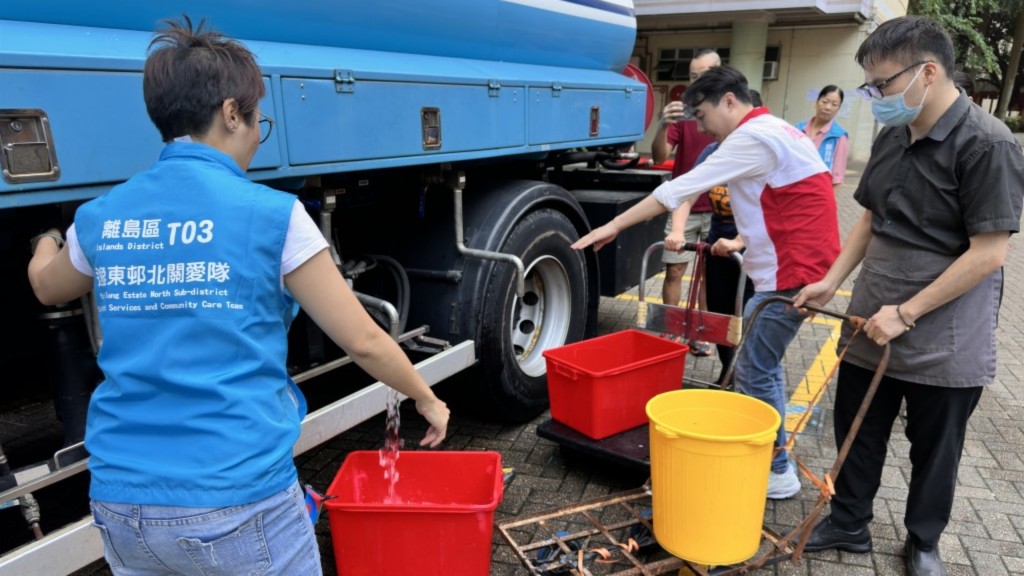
left=572, top=66, right=840, bottom=499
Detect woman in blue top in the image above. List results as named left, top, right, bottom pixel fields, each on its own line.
left=796, top=85, right=849, bottom=189
left=27, top=16, right=449, bottom=576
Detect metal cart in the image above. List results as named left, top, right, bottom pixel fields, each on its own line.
left=511, top=298, right=887, bottom=575
left=536, top=241, right=746, bottom=470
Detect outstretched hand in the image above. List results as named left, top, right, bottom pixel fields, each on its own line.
left=415, top=397, right=450, bottom=448
left=571, top=222, right=620, bottom=252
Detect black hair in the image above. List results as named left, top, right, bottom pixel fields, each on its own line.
left=854, top=16, right=955, bottom=78
left=682, top=66, right=752, bottom=108
left=952, top=71, right=974, bottom=93
left=750, top=89, right=763, bottom=108
left=143, top=15, right=265, bottom=142
left=818, top=85, right=844, bottom=104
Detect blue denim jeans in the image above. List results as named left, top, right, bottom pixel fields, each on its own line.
left=91, top=482, right=321, bottom=575
left=734, top=289, right=805, bottom=473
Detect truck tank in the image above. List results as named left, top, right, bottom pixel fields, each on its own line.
left=0, top=0, right=636, bottom=71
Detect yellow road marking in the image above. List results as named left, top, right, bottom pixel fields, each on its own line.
left=616, top=293, right=659, bottom=303
left=786, top=318, right=841, bottom=434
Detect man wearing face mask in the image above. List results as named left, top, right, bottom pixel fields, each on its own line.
left=793, top=16, right=1024, bottom=576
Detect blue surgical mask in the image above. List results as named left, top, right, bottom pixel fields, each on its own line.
left=871, top=66, right=929, bottom=127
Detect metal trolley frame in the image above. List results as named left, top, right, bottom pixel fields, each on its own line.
left=521, top=292, right=888, bottom=575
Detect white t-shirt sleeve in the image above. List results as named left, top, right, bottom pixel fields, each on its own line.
left=66, top=224, right=93, bottom=276
left=652, top=130, right=779, bottom=211
left=282, top=200, right=329, bottom=276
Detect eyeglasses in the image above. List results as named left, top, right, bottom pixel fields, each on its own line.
left=857, top=61, right=931, bottom=100
left=258, top=111, right=275, bottom=144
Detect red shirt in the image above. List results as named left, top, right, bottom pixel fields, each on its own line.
left=666, top=120, right=714, bottom=212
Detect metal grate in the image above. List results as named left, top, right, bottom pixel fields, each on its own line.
left=498, top=487, right=683, bottom=575
left=497, top=486, right=808, bottom=576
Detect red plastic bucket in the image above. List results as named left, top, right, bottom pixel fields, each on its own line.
left=325, top=450, right=503, bottom=575
left=543, top=329, right=688, bottom=439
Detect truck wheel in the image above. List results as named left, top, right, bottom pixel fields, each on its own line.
left=478, top=208, right=588, bottom=422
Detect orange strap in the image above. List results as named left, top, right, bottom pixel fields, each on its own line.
left=570, top=539, right=640, bottom=573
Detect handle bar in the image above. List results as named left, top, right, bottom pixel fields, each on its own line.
left=638, top=241, right=745, bottom=315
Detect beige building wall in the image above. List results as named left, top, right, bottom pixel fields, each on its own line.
left=766, top=25, right=873, bottom=162
left=635, top=0, right=911, bottom=163
left=636, top=23, right=877, bottom=163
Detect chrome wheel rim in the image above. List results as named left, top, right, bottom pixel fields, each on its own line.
left=510, top=255, right=572, bottom=377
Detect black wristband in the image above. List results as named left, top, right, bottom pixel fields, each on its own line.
left=896, top=304, right=915, bottom=331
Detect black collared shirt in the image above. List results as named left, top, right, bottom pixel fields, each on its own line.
left=843, top=92, right=1024, bottom=387
left=855, top=92, right=1024, bottom=254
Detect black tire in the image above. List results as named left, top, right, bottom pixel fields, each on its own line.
left=476, top=208, right=589, bottom=422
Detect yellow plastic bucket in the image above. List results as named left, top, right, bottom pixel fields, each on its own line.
left=645, top=389, right=781, bottom=566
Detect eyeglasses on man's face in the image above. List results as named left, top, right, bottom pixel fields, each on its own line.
left=857, top=60, right=931, bottom=100
left=258, top=111, right=275, bottom=144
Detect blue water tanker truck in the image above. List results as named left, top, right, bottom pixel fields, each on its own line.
left=0, top=1, right=663, bottom=572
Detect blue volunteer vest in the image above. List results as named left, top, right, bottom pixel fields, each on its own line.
left=76, top=143, right=307, bottom=506
left=796, top=120, right=848, bottom=171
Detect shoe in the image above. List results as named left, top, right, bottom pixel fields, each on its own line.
left=689, top=340, right=713, bottom=357
left=905, top=538, right=947, bottom=576
left=803, top=516, right=872, bottom=553
left=766, top=462, right=800, bottom=499
left=535, top=530, right=582, bottom=572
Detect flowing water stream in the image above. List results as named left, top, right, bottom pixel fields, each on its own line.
left=378, top=389, right=403, bottom=502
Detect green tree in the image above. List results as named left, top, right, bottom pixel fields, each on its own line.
left=909, top=0, right=1024, bottom=118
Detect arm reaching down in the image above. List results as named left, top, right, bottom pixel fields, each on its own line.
left=285, top=250, right=450, bottom=447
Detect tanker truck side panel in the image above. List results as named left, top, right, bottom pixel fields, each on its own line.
left=0, top=19, right=645, bottom=206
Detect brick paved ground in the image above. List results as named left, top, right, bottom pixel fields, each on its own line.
left=75, top=162, right=1024, bottom=575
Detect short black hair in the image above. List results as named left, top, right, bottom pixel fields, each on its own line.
left=952, top=71, right=974, bottom=93
left=855, top=16, right=955, bottom=78
left=750, top=89, right=763, bottom=108
left=818, top=85, right=844, bottom=104
left=682, top=66, right=752, bottom=108
left=143, top=15, right=265, bottom=142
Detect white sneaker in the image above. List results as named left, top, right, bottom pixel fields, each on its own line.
left=766, top=462, right=800, bottom=499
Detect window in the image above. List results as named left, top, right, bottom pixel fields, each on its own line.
left=652, top=46, right=779, bottom=83
left=653, top=47, right=730, bottom=82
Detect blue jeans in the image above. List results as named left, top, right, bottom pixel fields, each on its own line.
left=734, top=289, right=805, bottom=473
left=91, top=482, right=321, bottom=575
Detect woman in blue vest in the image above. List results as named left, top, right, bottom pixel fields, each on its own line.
left=26, top=16, right=449, bottom=576
left=796, top=85, right=849, bottom=189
